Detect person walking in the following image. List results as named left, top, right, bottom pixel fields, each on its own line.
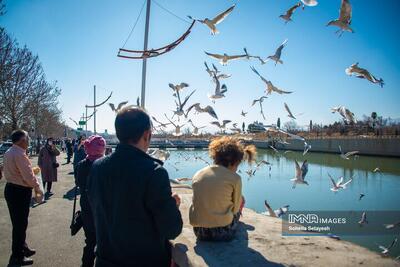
left=3, top=130, right=43, bottom=266
left=66, top=139, right=74, bottom=164
left=73, top=135, right=86, bottom=175
left=38, top=138, right=60, bottom=198
left=75, top=135, right=106, bottom=267
left=189, top=136, right=256, bottom=241
left=87, top=107, right=183, bottom=267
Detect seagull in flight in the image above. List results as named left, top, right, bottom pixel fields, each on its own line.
left=173, top=89, right=196, bottom=118
left=188, top=119, right=206, bottom=136
left=384, top=221, right=400, bottom=229
left=291, top=160, right=309, bottom=188
left=339, top=145, right=359, bottom=160
left=263, top=200, right=289, bottom=218
left=280, top=2, right=302, bottom=24
left=327, top=0, right=354, bottom=37
left=205, top=51, right=247, bottom=66
left=345, top=63, right=384, bottom=87
left=188, top=4, right=236, bottom=35
left=204, top=62, right=231, bottom=80
left=109, top=101, right=129, bottom=113
left=241, top=110, right=248, bottom=117
left=164, top=114, right=185, bottom=136
left=359, top=193, right=365, bottom=201
left=301, top=0, right=318, bottom=7
left=331, top=106, right=357, bottom=124
left=208, top=74, right=228, bottom=102
left=377, top=238, right=398, bottom=256
left=284, top=103, right=296, bottom=120
left=151, top=116, right=171, bottom=129
left=186, top=103, right=218, bottom=120
left=211, top=120, right=231, bottom=131
left=303, top=141, right=311, bottom=155
left=252, top=96, right=268, bottom=120
left=250, top=66, right=293, bottom=95
left=169, top=82, right=189, bottom=94
left=358, top=211, right=368, bottom=226
left=328, top=173, right=353, bottom=192
left=149, top=149, right=170, bottom=162
left=257, top=39, right=288, bottom=66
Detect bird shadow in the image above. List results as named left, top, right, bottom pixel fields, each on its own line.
left=190, top=222, right=284, bottom=267
left=63, top=186, right=79, bottom=201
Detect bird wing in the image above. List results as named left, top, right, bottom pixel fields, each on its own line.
left=274, top=39, right=288, bottom=59
left=152, top=116, right=163, bottom=125
left=250, top=66, right=269, bottom=85
left=205, top=51, right=224, bottom=59
left=212, top=63, right=219, bottom=73
left=328, top=173, right=337, bottom=188
left=164, top=114, right=176, bottom=127
left=226, top=54, right=247, bottom=60
left=284, top=103, right=295, bottom=118
left=295, top=160, right=301, bottom=178
left=339, top=0, right=352, bottom=24
left=273, top=85, right=292, bottom=94
left=388, top=238, right=398, bottom=250
left=301, top=160, right=308, bottom=180
left=186, top=103, right=199, bottom=114
left=181, top=90, right=196, bottom=109
left=179, top=82, right=190, bottom=89
left=210, top=121, right=221, bottom=128
left=169, top=83, right=176, bottom=91
left=286, top=2, right=301, bottom=16
left=108, top=103, right=115, bottom=112
left=341, top=178, right=353, bottom=187
left=117, top=101, right=129, bottom=110
left=222, top=120, right=232, bottom=127
left=204, top=105, right=218, bottom=119
left=345, top=151, right=359, bottom=157
left=136, top=97, right=140, bottom=106
left=211, top=4, right=236, bottom=25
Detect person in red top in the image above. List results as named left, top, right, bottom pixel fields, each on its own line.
left=3, top=130, right=43, bottom=266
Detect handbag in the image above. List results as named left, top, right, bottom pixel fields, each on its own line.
left=70, top=186, right=83, bottom=236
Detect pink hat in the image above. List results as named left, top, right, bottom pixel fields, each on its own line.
left=84, top=135, right=106, bottom=161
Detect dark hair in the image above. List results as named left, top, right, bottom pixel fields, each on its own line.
left=115, top=107, right=151, bottom=144
left=11, top=130, right=27, bottom=144
left=209, top=136, right=256, bottom=168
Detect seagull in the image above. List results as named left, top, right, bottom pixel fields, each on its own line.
left=188, top=4, right=236, bottom=35
left=109, top=101, right=129, bottom=113
left=252, top=96, right=268, bottom=120
left=303, top=142, right=312, bottom=155
left=301, top=0, right=318, bottom=7
left=188, top=119, right=206, bottom=136
left=331, top=106, right=357, bottom=124
left=384, top=221, right=400, bottom=229
left=230, top=123, right=242, bottom=134
left=149, top=149, right=170, bottom=161
left=373, top=167, right=381, bottom=173
left=359, top=193, right=365, bottom=201
left=358, top=212, right=368, bottom=226
left=211, top=120, right=231, bottom=131
left=345, top=63, right=384, bottom=87
left=205, top=51, right=247, bottom=66
left=291, top=160, right=309, bottom=188
left=339, top=145, right=359, bottom=160
left=258, top=39, right=288, bottom=66
left=169, top=82, right=189, bottom=94
left=208, top=74, right=228, bottom=101
left=377, top=238, right=398, bottom=256
left=250, top=66, right=292, bottom=95
left=284, top=103, right=296, bottom=120
left=204, top=62, right=231, bottom=80
left=327, top=0, right=354, bottom=37
left=280, top=2, right=302, bottom=24
left=269, top=145, right=279, bottom=154
left=241, top=110, right=248, bottom=117
left=328, top=173, right=352, bottom=192
left=164, top=114, right=185, bottom=136
left=173, top=89, right=196, bottom=118
left=186, top=103, right=218, bottom=119
left=151, top=116, right=171, bottom=129
left=263, top=200, right=289, bottom=218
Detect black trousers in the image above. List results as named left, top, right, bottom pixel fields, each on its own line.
left=4, top=183, right=32, bottom=259
left=81, top=196, right=96, bottom=267
left=43, top=181, right=52, bottom=192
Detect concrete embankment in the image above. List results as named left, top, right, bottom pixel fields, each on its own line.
left=255, top=137, right=400, bottom=157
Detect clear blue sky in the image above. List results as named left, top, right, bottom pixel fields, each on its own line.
left=1, top=0, right=399, bottom=134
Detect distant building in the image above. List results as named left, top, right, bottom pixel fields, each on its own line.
left=247, top=121, right=267, bottom=133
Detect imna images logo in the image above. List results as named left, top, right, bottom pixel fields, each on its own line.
left=288, top=213, right=346, bottom=224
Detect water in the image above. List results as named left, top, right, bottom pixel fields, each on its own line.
left=163, top=148, right=400, bottom=257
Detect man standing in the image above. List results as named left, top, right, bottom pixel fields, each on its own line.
left=3, top=130, right=43, bottom=266
left=66, top=139, right=74, bottom=164
left=87, top=107, right=183, bottom=267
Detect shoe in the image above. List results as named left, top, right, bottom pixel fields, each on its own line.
left=23, top=247, right=36, bottom=257
left=8, top=256, right=33, bottom=266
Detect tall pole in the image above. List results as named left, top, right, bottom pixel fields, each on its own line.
left=85, top=106, right=88, bottom=132
left=94, top=85, right=97, bottom=134
left=140, top=0, right=151, bottom=108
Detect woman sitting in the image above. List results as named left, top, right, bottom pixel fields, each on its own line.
left=189, top=136, right=256, bottom=241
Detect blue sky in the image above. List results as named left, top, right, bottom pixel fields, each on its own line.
left=1, top=0, right=399, bottom=134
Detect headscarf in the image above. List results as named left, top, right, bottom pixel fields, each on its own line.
left=84, top=135, right=106, bottom=162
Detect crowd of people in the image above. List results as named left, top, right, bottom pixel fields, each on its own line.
left=1, top=107, right=255, bottom=267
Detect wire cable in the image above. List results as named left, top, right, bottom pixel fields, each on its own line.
left=121, top=0, right=147, bottom=49
left=152, top=0, right=191, bottom=24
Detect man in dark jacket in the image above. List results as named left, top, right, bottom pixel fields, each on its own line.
left=87, top=107, right=183, bottom=267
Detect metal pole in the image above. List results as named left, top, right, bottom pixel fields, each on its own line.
left=94, top=85, right=97, bottom=134
left=85, top=106, right=88, bottom=132
left=140, top=0, right=151, bottom=108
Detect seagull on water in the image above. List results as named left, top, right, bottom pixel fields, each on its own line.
left=205, top=51, right=247, bottom=66
left=186, top=103, right=218, bottom=120
left=291, top=160, right=309, bottom=188
left=188, top=4, right=236, bottom=35
left=208, top=74, right=228, bottom=102
left=251, top=66, right=293, bottom=95
left=339, top=145, right=359, bottom=160
left=345, top=63, right=384, bottom=87
left=252, top=96, right=268, bottom=120
left=280, top=2, right=302, bottom=24
left=327, top=0, right=354, bottom=37
left=331, top=106, right=356, bottom=124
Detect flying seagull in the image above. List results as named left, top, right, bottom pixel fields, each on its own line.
left=263, top=200, right=289, bottom=218
left=188, top=4, right=236, bottom=35
left=339, top=145, right=359, bottom=160
left=208, top=74, right=228, bottom=102
left=204, top=62, right=231, bottom=80
left=327, top=0, right=354, bottom=37
left=241, top=110, right=248, bottom=117
left=377, top=238, right=398, bottom=256
left=280, top=2, right=302, bottom=24
left=359, top=193, right=365, bottom=201
left=345, top=63, right=384, bottom=87
left=151, top=116, right=171, bottom=129
left=384, top=221, right=400, bottom=229
left=303, top=141, right=312, bottom=155
left=250, top=66, right=292, bottom=95
left=301, top=0, right=318, bottom=7
left=205, top=51, right=247, bottom=66
left=284, top=103, right=296, bottom=120
left=252, top=96, right=268, bottom=120
left=188, top=119, right=206, bottom=136
left=328, top=173, right=353, bottom=192
left=109, top=101, right=129, bottom=113
left=211, top=120, right=231, bottom=131
left=164, top=114, right=185, bottom=136
left=291, top=160, right=309, bottom=188
left=358, top=212, right=368, bottom=226
left=257, top=39, right=288, bottom=66
left=173, top=89, right=196, bottom=118
left=149, top=149, right=170, bottom=162
left=169, top=82, right=189, bottom=94
left=331, top=106, right=357, bottom=124
left=186, top=103, right=218, bottom=119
